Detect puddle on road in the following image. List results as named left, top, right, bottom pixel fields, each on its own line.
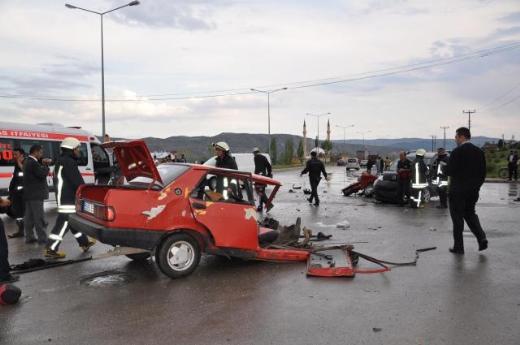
left=80, top=271, right=135, bottom=287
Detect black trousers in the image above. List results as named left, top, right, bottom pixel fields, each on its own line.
left=0, top=219, right=10, bottom=279
left=508, top=163, right=518, bottom=180
left=438, top=186, right=448, bottom=207
left=449, top=189, right=486, bottom=250
left=309, top=177, right=321, bottom=204
left=47, top=213, right=89, bottom=251
left=398, top=179, right=410, bottom=204
left=255, top=184, right=269, bottom=209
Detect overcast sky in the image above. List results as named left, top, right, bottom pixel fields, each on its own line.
left=1, top=0, right=519, bottom=140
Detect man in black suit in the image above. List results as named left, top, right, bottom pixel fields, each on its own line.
left=446, top=127, right=487, bottom=254
left=301, top=151, right=328, bottom=206
left=23, top=144, right=51, bottom=244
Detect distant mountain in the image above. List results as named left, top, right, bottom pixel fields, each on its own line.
left=121, top=133, right=499, bottom=162
left=141, top=133, right=402, bottom=162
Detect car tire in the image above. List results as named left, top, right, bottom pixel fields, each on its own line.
left=156, top=233, right=201, bottom=279
left=125, top=252, right=151, bottom=261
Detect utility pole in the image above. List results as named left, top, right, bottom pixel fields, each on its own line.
left=430, top=135, right=437, bottom=152
left=440, top=126, right=450, bottom=149
left=462, top=109, right=476, bottom=131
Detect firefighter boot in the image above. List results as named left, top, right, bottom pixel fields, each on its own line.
left=44, top=248, right=66, bottom=259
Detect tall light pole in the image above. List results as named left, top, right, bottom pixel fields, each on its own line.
left=336, top=124, right=355, bottom=153
left=306, top=112, right=331, bottom=149
left=250, top=87, right=287, bottom=155
left=440, top=126, right=450, bottom=149
left=357, top=130, right=371, bottom=148
left=65, top=1, right=140, bottom=138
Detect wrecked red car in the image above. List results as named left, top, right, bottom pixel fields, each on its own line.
left=69, top=140, right=309, bottom=279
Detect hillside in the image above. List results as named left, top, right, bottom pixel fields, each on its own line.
left=141, top=133, right=403, bottom=162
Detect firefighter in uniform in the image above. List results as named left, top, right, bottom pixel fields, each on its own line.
left=45, top=138, right=95, bottom=259
left=7, top=148, right=26, bottom=238
left=253, top=147, right=273, bottom=212
left=410, top=149, right=428, bottom=208
left=301, top=150, right=328, bottom=206
left=432, top=148, right=449, bottom=209
left=212, top=142, right=239, bottom=201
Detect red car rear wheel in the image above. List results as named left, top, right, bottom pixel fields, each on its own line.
left=156, top=233, right=201, bottom=279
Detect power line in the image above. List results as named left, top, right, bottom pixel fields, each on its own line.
left=1, top=41, right=520, bottom=102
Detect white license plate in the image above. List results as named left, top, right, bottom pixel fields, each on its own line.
left=83, top=201, right=95, bottom=214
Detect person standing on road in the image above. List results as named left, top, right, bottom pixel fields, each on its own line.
left=433, top=148, right=449, bottom=209
left=301, top=150, right=328, bottom=206
left=213, top=142, right=239, bottom=201
left=447, top=127, right=488, bottom=254
left=507, top=150, right=518, bottom=181
left=1, top=197, right=19, bottom=283
left=253, top=147, right=273, bottom=212
left=410, top=149, right=428, bottom=208
left=45, top=138, right=95, bottom=259
left=7, top=148, right=26, bottom=238
left=213, top=142, right=237, bottom=170
left=23, top=144, right=51, bottom=244
left=397, top=151, right=412, bottom=205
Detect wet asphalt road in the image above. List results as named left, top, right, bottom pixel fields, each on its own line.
left=1, top=166, right=519, bottom=345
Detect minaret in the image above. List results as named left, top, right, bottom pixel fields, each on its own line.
left=303, top=120, right=308, bottom=158
left=326, top=119, right=331, bottom=142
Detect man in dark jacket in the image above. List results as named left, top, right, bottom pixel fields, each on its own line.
left=7, top=148, right=26, bottom=238
left=397, top=151, right=412, bottom=204
left=1, top=198, right=19, bottom=283
left=507, top=150, right=518, bottom=181
left=23, top=144, right=51, bottom=244
left=45, top=138, right=95, bottom=259
left=253, top=147, right=273, bottom=212
left=447, top=127, right=487, bottom=254
left=433, top=148, right=449, bottom=209
left=301, top=151, right=328, bottom=206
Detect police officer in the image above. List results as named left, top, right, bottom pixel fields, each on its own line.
left=397, top=151, right=412, bottom=205
left=447, top=127, right=487, bottom=254
left=253, top=147, right=273, bottom=212
left=45, top=138, right=95, bottom=259
left=410, top=149, right=428, bottom=208
left=301, top=150, right=328, bottom=206
left=7, top=148, right=26, bottom=238
left=433, top=148, right=449, bottom=209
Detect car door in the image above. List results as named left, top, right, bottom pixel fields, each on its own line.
left=189, top=172, right=259, bottom=250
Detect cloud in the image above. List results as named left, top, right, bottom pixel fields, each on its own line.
left=110, top=0, right=231, bottom=30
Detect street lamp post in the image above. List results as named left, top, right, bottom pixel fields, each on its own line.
left=306, top=112, right=331, bottom=149
left=250, top=87, right=287, bottom=155
left=357, top=130, right=371, bottom=148
left=65, top=1, right=140, bottom=138
left=336, top=124, right=355, bottom=153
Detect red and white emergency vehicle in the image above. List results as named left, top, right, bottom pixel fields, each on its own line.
left=0, top=122, right=111, bottom=196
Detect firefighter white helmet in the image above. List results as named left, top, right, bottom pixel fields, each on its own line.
left=416, top=148, right=426, bottom=157
left=213, top=141, right=230, bottom=152
left=252, top=147, right=260, bottom=153
left=60, top=137, right=81, bottom=150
